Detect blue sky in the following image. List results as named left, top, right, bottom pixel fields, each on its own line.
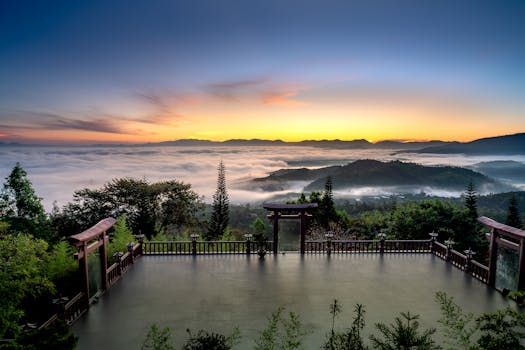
left=1, top=0, right=524, bottom=143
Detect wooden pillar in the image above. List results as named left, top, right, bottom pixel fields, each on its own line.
left=487, top=229, right=498, bottom=288
left=518, top=238, right=525, bottom=291
left=300, top=211, right=306, bottom=254
left=273, top=211, right=279, bottom=254
left=80, top=243, right=90, bottom=301
left=99, top=231, right=108, bottom=291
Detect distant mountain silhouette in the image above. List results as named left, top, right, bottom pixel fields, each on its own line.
left=468, top=161, right=525, bottom=181
left=143, top=138, right=451, bottom=149
left=246, top=159, right=508, bottom=192
left=404, top=133, right=525, bottom=155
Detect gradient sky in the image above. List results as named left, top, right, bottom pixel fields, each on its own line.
left=1, top=0, right=524, bottom=144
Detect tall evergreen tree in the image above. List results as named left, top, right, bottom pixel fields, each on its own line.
left=319, top=176, right=338, bottom=229
left=1, top=163, right=46, bottom=221
left=506, top=194, right=523, bottom=229
left=0, top=163, right=54, bottom=240
left=464, top=180, right=478, bottom=221
left=208, top=161, right=229, bottom=239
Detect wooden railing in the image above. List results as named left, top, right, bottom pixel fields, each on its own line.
left=143, top=240, right=275, bottom=255
left=471, top=261, right=489, bottom=283
left=107, top=263, right=120, bottom=286
left=305, top=239, right=430, bottom=254
left=432, top=241, right=447, bottom=259
left=63, top=292, right=87, bottom=324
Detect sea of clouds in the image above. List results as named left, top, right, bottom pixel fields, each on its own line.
left=1, top=145, right=525, bottom=211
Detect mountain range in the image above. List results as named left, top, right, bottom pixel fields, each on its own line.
left=241, top=159, right=511, bottom=193
left=2, top=132, right=524, bottom=155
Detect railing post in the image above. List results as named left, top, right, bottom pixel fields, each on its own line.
left=378, top=232, right=387, bottom=254
left=325, top=232, right=334, bottom=256
left=135, top=234, right=144, bottom=256
left=127, top=242, right=135, bottom=263
left=244, top=234, right=253, bottom=255
left=464, top=248, right=475, bottom=273
left=428, top=231, right=438, bottom=253
left=191, top=234, right=199, bottom=255
left=444, top=239, right=455, bottom=261
left=113, top=252, right=123, bottom=276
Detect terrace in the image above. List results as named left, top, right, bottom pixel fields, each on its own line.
left=52, top=205, right=525, bottom=348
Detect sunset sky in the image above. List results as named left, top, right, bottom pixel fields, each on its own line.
left=1, top=0, right=524, bottom=144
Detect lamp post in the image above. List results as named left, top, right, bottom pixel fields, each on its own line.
left=463, top=248, right=476, bottom=273
left=325, top=232, right=335, bottom=255
left=428, top=231, right=438, bottom=253
left=190, top=234, right=199, bottom=255
left=378, top=232, right=387, bottom=254
left=244, top=233, right=253, bottom=255
left=444, top=239, right=455, bottom=261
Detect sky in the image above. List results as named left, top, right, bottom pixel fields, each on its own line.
left=1, top=0, right=524, bottom=144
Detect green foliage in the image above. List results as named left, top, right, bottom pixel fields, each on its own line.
left=207, top=161, right=229, bottom=240
left=369, top=311, right=439, bottom=350
left=46, top=239, right=77, bottom=287
left=505, top=194, right=523, bottom=229
left=2, top=320, right=78, bottom=350
left=108, top=214, right=135, bottom=257
left=53, top=177, right=205, bottom=240
left=323, top=301, right=368, bottom=350
left=476, top=307, right=525, bottom=350
left=1, top=163, right=46, bottom=221
left=142, top=324, right=175, bottom=350
left=0, top=234, right=54, bottom=339
left=464, top=181, right=478, bottom=221
left=435, top=291, right=477, bottom=350
left=182, top=328, right=240, bottom=350
left=0, top=163, right=55, bottom=241
left=250, top=218, right=267, bottom=245
left=254, top=307, right=310, bottom=350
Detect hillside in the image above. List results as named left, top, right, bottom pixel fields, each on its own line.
left=405, top=133, right=525, bottom=155
left=247, top=160, right=508, bottom=193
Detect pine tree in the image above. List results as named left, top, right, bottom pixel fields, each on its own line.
left=464, top=180, right=478, bottom=221
left=1, top=162, right=46, bottom=221
left=208, top=161, right=229, bottom=239
left=0, top=163, right=54, bottom=240
left=506, top=194, right=523, bottom=229
left=319, top=176, right=338, bottom=228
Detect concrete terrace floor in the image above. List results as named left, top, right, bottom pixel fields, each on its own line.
left=73, top=254, right=514, bottom=349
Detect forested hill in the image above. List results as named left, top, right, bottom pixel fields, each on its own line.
left=249, top=160, right=507, bottom=192
left=404, top=132, right=525, bottom=155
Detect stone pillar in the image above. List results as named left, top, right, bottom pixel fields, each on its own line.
left=518, top=238, right=525, bottom=291
left=300, top=211, right=307, bottom=254
left=487, top=229, right=498, bottom=288
left=272, top=212, right=279, bottom=254
left=99, top=232, right=109, bottom=291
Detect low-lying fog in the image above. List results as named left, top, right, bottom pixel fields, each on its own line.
left=1, top=145, right=525, bottom=211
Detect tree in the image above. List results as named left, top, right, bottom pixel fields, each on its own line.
left=319, top=177, right=338, bottom=229
left=254, top=307, right=310, bottom=350
left=53, top=178, right=204, bottom=240
left=207, top=161, right=229, bottom=239
left=435, top=291, right=477, bottom=350
left=323, top=301, right=367, bottom=350
left=107, top=214, right=135, bottom=258
left=0, top=163, right=53, bottom=241
left=369, top=312, right=439, bottom=350
left=476, top=307, right=525, bottom=350
left=183, top=328, right=240, bottom=350
left=464, top=181, right=478, bottom=221
left=505, top=194, right=522, bottom=229
left=142, top=324, right=175, bottom=350
left=0, top=234, right=54, bottom=339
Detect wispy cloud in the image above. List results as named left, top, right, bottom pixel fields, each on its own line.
left=263, top=91, right=309, bottom=107
left=135, top=91, right=183, bottom=125
left=205, top=78, right=267, bottom=101
left=0, top=110, right=127, bottom=134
